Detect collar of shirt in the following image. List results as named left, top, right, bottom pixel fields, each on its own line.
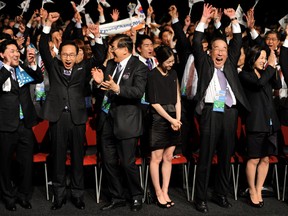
left=117, top=54, right=132, bottom=72
left=3, top=64, right=15, bottom=74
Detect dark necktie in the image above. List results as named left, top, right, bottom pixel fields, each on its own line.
left=113, top=63, right=122, bottom=83
left=146, top=58, right=153, bottom=70
left=217, top=69, right=233, bottom=107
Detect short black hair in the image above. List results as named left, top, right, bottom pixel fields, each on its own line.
left=59, top=40, right=79, bottom=54
left=154, top=45, right=174, bottom=65
left=0, top=39, right=18, bottom=53
left=135, top=34, right=153, bottom=50
left=109, top=34, right=133, bottom=53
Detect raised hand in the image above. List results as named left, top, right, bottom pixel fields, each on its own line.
left=223, top=8, right=236, bottom=20
left=245, top=8, right=255, bottom=30
left=110, top=9, right=120, bottom=22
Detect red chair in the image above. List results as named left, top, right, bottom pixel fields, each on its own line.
left=32, top=120, right=50, bottom=200
left=190, top=117, right=237, bottom=201
left=281, top=125, right=288, bottom=201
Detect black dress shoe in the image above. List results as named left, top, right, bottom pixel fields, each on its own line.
left=194, top=200, right=208, bottom=213
left=100, top=200, right=126, bottom=211
left=131, top=200, right=142, bottom=212
left=71, top=198, right=85, bottom=210
left=51, top=199, right=66, bottom=210
left=5, top=203, right=17, bottom=211
left=16, top=198, right=32, bottom=209
left=259, top=200, right=264, bottom=208
left=211, top=193, right=232, bottom=208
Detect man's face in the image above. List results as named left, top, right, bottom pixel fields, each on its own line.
left=211, top=39, right=228, bottom=69
left=110, top=39, right=128, bottom=63
left=265, top=33, right=280, bottom=51
left=60, top=45, right=77, bottom=70
left=137, top=39, right=154, bottom=59
left=0, top=44, right=20, bottom=67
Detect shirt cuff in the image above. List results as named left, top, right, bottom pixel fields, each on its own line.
left=171, top=18, right=179, bottom=25
left=214, top=21, right=221, bottom=29
left=43, top=26, right=51, bottom=34
left=99, top=15, right=105, bottom=23
left=95, top=37, right=103, bottom=45
left=75, top=22, right=82, bottom=28
left=196, top=22, right=205, bottom=32
left=250, top=28, right=259, bottom=40
left=26, top=23, right=32, bottom=28
left=231, top=23, right=241, bottom=34
left=283, top=39, right=288, bottom=48
left=29, top=65, right=37, bottom=71
left=14, top=23, right=20, bottom=29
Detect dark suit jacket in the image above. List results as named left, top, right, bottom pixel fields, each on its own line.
left=192, top=30, right=251, bottom=115
left=39, top=32, right=105, bottom=125
left=239, top=66, right=281, bottom=132
left=95, top=56, right=148, bottom=140
left=0, top=64, right=43, bottom=131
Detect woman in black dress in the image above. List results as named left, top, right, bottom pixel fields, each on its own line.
left=146, top=45, right=181, bottom=208
left=239, top=45, right=281, bottom=208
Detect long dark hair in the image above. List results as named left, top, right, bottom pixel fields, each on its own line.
left=154, top=45, right=174, bottom=65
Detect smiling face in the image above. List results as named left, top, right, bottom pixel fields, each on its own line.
left=211, top=39, right=228, bottom=69
left=0, top=44, right=20, bottom=67
left=254, top=50, right=267, bottom=71
left=161, top=54, right=175, bottom=72
left=60, top=45, right=77, bottom=70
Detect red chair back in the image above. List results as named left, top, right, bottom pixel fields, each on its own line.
left=281, top=125, right=288, bottom=146
left=86, top=117, right=97, bottom=146
left=32, top=120, right=49, bottom=144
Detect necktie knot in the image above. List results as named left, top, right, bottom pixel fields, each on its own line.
left=64, top=69, right=72, bottom=76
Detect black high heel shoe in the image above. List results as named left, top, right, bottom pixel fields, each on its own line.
left=166, top=200, right=175, bottom=207
left=259, top=200, right=264, bottom=208
left=248, top=196, right=261, bottom=208
left=155, top=198, right=171, bottom=208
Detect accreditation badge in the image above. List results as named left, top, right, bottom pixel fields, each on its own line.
left=213, top=90, right=226, bottom=112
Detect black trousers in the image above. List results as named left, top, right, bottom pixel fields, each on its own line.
left=100, top=115, right=143, bottom=201
left=50, top=112, right=85, bottom=203
left=195, top=104, right=238, bottom=201
left=0, top=121, right=34, bottom=205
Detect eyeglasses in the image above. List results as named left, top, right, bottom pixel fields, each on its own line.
left=61, top=53, right=77, bottom=58
left=212, top=48, right=227, bottom=53
left=110, top=46, right=119, bottom=52
left=265, top=37, right=278, bottom=42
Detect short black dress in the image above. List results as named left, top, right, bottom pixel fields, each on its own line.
left=146, top=68, right=181, bottom=151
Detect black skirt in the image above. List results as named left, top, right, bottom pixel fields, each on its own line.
left=246, top=130, right=278, bottom=158
left=149, top=111, right=181, bottom=151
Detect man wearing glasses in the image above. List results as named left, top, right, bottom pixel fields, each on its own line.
left=39, top=12, right=104, bottom=210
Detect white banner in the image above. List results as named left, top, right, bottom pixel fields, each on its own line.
left=99, top=16, right=145, bottom=36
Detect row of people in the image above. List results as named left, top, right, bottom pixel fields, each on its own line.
left=0, top=1, right=288, bottom=214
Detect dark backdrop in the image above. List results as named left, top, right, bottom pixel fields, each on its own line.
left=1, top=0, right=288, bottom=29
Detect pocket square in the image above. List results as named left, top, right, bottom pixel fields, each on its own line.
left=77, top=67, right=83, bottom=70
left=122, top=73, right=130, bottom=80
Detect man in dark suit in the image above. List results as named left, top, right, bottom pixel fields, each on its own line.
left=39, top=12, right=104, bottom=210
left=192, top=4, right=251, bottom=213
left=0, top=39, right=43, bottom=211
left=92, top=34, right=147, bottom=212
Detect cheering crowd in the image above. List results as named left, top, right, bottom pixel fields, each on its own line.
left=0, top=0, right=288, bottom=214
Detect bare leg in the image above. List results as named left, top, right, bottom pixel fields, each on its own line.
left=256, top=156, right=269, bottom=202
left=246, top=158, right=260, bottom=204
left=150, top=149, right=166, bottom=204
left=161, top=146, right=175, bottom=204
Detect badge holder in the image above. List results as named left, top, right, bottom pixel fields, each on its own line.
left=213, top=90, right=226, bottom=112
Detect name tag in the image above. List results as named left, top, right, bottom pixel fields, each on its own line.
left=213, top=90, right=226, bottom=112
